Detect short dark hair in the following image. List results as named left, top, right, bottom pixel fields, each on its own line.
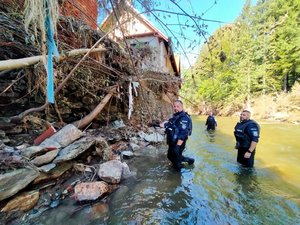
left=242, top=109, right=251, bottom=115
left=175, top=99, right=183, bottom=105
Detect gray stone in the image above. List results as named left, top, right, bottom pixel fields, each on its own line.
left=98, top=160, right=123, bottom=184
left=0, top=168, right=40, bottom=201
left=39, top=139, right=61, bottom=149
left=138, top=131, right=164, bottom=142
left=121, top=162, right=132, bottom=179
left=111, top=120, right=126, bottom=128
left=30, top=149, right=59, bottom=166
left=121, top=150, right=134, bottom=159
left=38, top=163, right=57, bottom=173
left=20, top=146, right=47, bottom=158
left=41, top=124, right=83, bottom=148
left=53, top=137, right=95, bottom=163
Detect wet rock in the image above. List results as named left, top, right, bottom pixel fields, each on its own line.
left=134, top=144, right=165, bottom=157
left=88, top=202, right=109, bottom=220
left=0, top=130, right=6, bottom=138
left=49, top=199, right=60, bottom=208
left=111, top=120, right=125, bottom=128
left=20, top=146, right=54, bottom=159
left=1, top=190, right=39, bottom=212
left=106, top=131, right=123, bottom=143
left=15, top=143, right=30, bottom=150
left=30, top=149, right=59, bottom=166
left=74, top=181, right=109, bottom=201
left=121, top=162, right=132, bottom=179
left=0, top=168, right=40, bottom=201
left=41, top=124, right=83, bottom=148
left=53, top=136, right=95, bottom=163
left=1, top=136, right=10, bottom=144
left=94, top=136, right=109, bottom=156
left=39, top=139, right=61, bottom=149
left=38, top=163, right=57, bottom=173
left=129, top=142, right=140, bottom=151
left=98, top=160, right=123, bottom=184
left=33, top=163, right=72, bottom=185
left=121, top=150, right=134, bottom=159
left=138, top=131, right=164, bottom=143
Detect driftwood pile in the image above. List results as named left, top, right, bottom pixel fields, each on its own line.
left=0, top=3, right=181, bottom=223
left=0, top=7, right=179, bottom=148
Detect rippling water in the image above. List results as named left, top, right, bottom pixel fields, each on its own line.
left=23, top=116, right=300, bottom=225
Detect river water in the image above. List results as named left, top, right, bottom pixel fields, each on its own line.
left=24, top=116, right=300, bottom=225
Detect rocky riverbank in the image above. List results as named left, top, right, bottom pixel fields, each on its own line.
left=0, top=121, right=167, bottom=224
left=187, top=82, right=300, bottom=124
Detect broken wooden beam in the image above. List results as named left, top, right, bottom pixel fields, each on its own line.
left=0, top=47, right=106, bottom=71
left=72, top=87, right=117, bottom=129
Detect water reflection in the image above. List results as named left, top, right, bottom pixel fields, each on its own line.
left=17, top=117, right=300, bottom=225
left=107, top=156, right=193, bottom=224
left=205, top=130, right=216, bottom=142
left=233, top=167, right=261, bottom=215
left=234, top=168, right=260, bottom=194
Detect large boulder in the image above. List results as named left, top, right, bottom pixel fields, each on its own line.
left=40, top=124, right=83, bottom=148
left=74, top=181, right=109, bottom=201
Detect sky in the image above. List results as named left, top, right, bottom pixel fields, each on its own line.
left=136, top=0, right=258, bottom=69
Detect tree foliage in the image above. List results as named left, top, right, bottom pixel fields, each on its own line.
left=181, top=0, right=300, bottom=111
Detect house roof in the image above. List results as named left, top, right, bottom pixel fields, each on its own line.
left=101, top=1, right=180, bottom=76
left=101, top=1, right=168, bottom=41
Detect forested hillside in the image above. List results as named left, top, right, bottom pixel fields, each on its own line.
left=181, top=0, right=300, bottom=122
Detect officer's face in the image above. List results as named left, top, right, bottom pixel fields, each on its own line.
left=174, top=102, right=183, bottom=113
left=240, top=111, right=250, bottom=121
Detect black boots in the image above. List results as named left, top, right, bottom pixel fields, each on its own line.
left=182, top=156, right=195, bottom=165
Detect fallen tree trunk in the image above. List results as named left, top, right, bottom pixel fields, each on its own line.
left=72, top=87, right=116, bottom=129
left=0, top=47, right=106, bottom=71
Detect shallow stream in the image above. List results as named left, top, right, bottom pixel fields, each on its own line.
left=21, top=116, right=300, bottom=225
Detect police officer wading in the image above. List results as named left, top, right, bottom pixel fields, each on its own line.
left=234, top=110, right=260, bottom=168
left=205, top=112, right=217, bottom=131
left=160, top=100, right=194, bottom=170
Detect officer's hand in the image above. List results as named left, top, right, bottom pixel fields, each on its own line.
left=160, top=121, right=168, bottom=128
left=244, top=152, right=251, bottom=158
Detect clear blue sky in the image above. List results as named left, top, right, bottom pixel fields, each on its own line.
left=136, top=0, right=257, bottom=68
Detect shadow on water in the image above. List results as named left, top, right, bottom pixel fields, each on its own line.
left=205, top=130, right=216, bottom=142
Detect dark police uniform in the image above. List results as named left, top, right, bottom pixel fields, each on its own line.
left=234, top=119, right=260, bottom=167
left=205, top=115, right=217, bottom=130
left=165, top=111, right=194, bottom=169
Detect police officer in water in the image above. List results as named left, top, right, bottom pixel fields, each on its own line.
left=234, top=109, right=260, bottom=168
left=160, top=99, right=194, bottom=170
left=205, top=112, right=217, bottom=131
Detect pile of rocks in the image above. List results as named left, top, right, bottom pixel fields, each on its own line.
left=0, top=121, right=166, bottom=223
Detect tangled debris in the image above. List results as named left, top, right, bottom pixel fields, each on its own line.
left=0, top=3, right=181, bottom=223
left=0, top=8, right=180, bottom=144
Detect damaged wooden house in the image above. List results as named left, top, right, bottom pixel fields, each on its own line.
left=100, top=0, right=181, bottom=118
left=0, top=0, right=181, bottom=144
left=0, top=0, right=182, bottom=218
